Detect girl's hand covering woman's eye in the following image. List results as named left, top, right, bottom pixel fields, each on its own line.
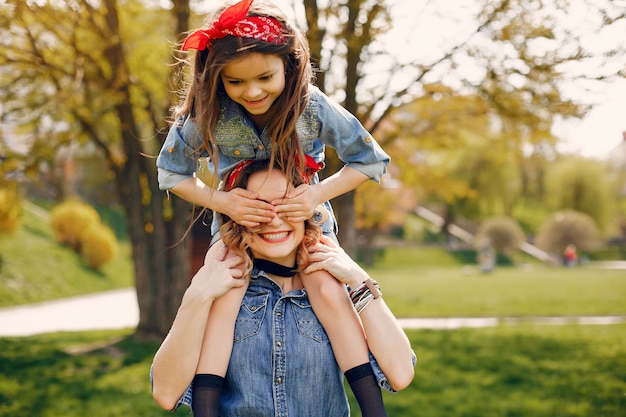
left=271, top=184, right=321, bottom=222
left=220, top=188, right=276, bottom=227
left=304, top=235, right=368, bottom=289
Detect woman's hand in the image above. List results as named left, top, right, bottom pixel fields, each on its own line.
left=217, top=188, right=276, bottom=227
left=304, top=235, right=368, bottom=289
left=271, top=183, right=322, bottom=222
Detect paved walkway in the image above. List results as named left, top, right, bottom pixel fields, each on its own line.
left=1, top=288, right=624, bottom=337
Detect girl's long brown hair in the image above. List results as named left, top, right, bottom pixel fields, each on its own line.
left=175, top=0, right=313, bottom=187
left=219, top=160, right=322, bottom=276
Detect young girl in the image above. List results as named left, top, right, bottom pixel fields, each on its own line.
left=156, top=0, right=390, bottom=415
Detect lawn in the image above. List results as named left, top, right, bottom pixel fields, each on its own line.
left=0, top=324, right=624, bottom=417
left=1, top=203, right=625, bottom=416
left=2, top=205, right=625, bottom=320
left=0, top=206, right=134, bottom=307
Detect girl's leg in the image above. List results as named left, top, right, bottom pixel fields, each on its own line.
left=302, top=269, right=387, bottom=417
left=192, top=271, right=248, bottom=417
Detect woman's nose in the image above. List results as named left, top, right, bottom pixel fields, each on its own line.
left=267, top=213, right=283, bottom=227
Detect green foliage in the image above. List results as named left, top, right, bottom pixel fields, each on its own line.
left=50, top=200, right=101, bottom=250
left=49, top=199, right=119, bottom=269
left=80, top=222, right=118, bottom=269
left=0, top=204, right=132, bottom=307
left=0, top=182, right=21, bottom=235
left=535, top=209, right=602, bottom=254
left=543, top=157, right=615, bottom=235
left=475, top=216, right=525, bottom=255
left=400, top=324, right=626, bottom=417
left=369, top=261, right=626, bottom=318
left=1, top=325, right=624, bottom=417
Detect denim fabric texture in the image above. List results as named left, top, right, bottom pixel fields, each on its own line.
left=156, top=85, right=390, bottom=235
left=171, top=268, right=400, bottom=416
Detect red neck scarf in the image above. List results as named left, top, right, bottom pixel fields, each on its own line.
left=182, top=0, right=285, bottom=51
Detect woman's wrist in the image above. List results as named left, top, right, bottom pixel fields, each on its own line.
left=349, top=278, right=382, bottom=314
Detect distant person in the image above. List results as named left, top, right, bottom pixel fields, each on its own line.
left=564, top=244, right=578, bottom=267
left=477, top=238, right=495, bottom=273
left=151, top=161, right=415, bottom=417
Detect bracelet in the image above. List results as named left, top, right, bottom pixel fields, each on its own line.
left=349, top=278, right=381, bottom=314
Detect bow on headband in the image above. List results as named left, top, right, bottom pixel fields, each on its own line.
left=182, top=0, right=285, bottom=51
left=225, top=155, right=323, bottom=191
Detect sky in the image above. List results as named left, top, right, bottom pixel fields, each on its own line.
left=554, top=78, right=626, bottom=159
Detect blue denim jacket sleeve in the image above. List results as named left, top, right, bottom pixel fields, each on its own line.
left=156, top=115, right=206, bottom=190
left=312, top=86, right=390, bottom=183
left=370, top=350, right=418, bottom=393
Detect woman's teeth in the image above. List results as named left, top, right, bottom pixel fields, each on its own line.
left=262, top=232, right=288, bottom=241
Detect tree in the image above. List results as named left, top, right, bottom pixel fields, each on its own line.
left=543, top=156, right=615, bottom=235
left=354, top=177, right=415, bottom=264
left=299, top=0, right=625, bottom=250
left=0, top=0, right=192, bottom=340
left=475, top=216, right=525, bottom=256
left=535, top=209, right=602, bottom=254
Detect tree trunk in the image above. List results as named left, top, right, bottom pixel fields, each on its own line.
left=103, top=0, right=192, bottom=340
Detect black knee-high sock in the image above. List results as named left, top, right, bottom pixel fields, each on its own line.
left=192, top=374, right=224, bottom=417
left=345, top=363, right=388, bottom=417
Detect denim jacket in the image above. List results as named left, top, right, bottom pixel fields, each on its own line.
left=171, top=269, right=405, bottom=416
left=156, top=85, right=390, bottom=235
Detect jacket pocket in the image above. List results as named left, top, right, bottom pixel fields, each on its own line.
left=234, top=292, right=269, bottom=342
left=290, top=299, right=329, bottom=343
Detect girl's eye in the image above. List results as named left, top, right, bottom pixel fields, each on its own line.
left=259, top=74, right=273, bottom=81
left=227, top=80, right=242, bottom=85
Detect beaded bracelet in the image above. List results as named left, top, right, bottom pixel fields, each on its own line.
left=349, top=278, right=381, bottom=314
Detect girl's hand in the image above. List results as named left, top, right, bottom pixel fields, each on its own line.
left=271, top=184, right=321, bottom=222
left=220, top=188, right=276, bottom=227
left=304, top=235, right=368, bottom=289
left=190, top=244, right=246, bottom=301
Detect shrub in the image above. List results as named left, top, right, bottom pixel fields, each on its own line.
left=50, top=200, right=100, bottom=250
left=80, top=222, right=118, bottom=269
left=535, top=209, right=602, bottom=254
left=475, top=216, right=525, bottom=255
left=0, top=182, right=21, bottom=235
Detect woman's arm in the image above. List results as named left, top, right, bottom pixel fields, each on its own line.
left=151, top=245, right=246, bottom=410
left=305, top=237, right=415, bottom=391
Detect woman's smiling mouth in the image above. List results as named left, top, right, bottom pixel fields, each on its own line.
left=259, top=231, right=290, bottom=242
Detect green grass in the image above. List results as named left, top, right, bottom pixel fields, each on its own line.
left=1, top=206, right=625, bottom=416
left=2, top=209, right=625, bottom=321
left=0, top=324, right=624, bottom=417
left=0, top=205, right=134, bottom=307
left=370, top=262, right=626, bottom=317
left=363, top=246, right=626, bottom=318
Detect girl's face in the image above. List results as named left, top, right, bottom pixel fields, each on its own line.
left=221, top=53, right=286, bottom=116
left=246, top=169, right=304, bottom=266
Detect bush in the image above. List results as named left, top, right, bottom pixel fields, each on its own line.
left=80, top=222, right=118, bottom=269
left=475, top=216, right=525, bottom=255
left=50, top=199, right=118, bottom=269
left=50, top=200, right=100, bottom=250
left=534, top=209, right=602, bottom=254
left=0, top=182, right=21, bottom=235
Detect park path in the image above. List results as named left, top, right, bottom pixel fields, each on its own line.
left=1, top=287, right=625, bottom=337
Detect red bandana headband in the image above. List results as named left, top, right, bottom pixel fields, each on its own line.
left=182, top=0, right=285, bottom=51
left=225, top=156, right=323, bottom=191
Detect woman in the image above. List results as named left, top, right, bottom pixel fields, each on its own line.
left=151, top=160, right=415, bottom=416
